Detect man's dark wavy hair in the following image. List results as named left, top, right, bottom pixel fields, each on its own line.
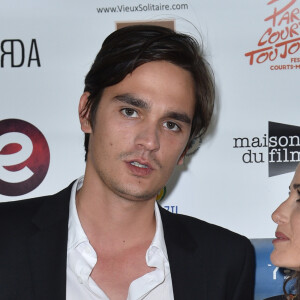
left=80, top=24, right=215, bottom=160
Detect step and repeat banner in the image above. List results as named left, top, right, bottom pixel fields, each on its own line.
left=1, top=0, right=300, bottom=298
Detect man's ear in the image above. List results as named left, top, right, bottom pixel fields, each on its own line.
left=79, top=92, right=92, bottom=133
left=177, top=147, right=188, bottom=165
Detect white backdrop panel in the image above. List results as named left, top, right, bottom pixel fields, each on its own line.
left=1, top=0, right=299, bottom=239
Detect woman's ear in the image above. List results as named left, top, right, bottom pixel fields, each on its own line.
left=78, top=92, right=92, bottom=133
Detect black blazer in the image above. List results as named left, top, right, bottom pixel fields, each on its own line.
left=0, top=183, right=255, bottom=300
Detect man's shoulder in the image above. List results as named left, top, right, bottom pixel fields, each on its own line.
left=159, top=205, right=252, bottom=250
left=0, top=182, right=74, bottom=226
left=0, top=193, right=51, bottom=224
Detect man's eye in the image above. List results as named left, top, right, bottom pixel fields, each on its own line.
left=163, top=121, right=180, bottom=132
left=121, top=108, right=138, bottom=118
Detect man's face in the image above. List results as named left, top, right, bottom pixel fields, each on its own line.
left=80, top=61, right=195, bottom=202
left=271, top=164, right=300, bottom=270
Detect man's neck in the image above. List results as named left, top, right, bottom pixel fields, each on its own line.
left=75, top=175, right=157, bottom=250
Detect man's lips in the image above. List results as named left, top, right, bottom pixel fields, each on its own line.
left=128, top=159, right=153, bottom=170
left=125, top=159, right=154, bottom=176
left=272, top=231, right=290, bottom=244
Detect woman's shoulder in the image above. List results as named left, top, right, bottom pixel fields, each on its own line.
left=264, top=295, right=296, bottom=300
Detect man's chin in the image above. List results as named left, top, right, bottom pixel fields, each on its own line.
left=116, top=187, right=160, bottom=202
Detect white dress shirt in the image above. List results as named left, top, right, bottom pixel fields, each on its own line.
left=66, top=177, right=174, bottom=300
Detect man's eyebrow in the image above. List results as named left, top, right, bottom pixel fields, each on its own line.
left=114, top=94, right=191, bottom=124
left=115, top=94, right=150, bottom=110
left=165, top=112, right=192, bottom=125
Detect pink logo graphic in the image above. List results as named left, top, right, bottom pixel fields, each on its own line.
left=245, top=0, right=300, bottom=68
left=0, top=119, right=50, bottom=196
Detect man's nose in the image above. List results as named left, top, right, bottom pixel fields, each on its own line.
left=135, top=123, right=160, bottom=152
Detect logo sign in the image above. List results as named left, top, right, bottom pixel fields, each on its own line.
left=269, top=121, right=300, bottom=176
left=0, top=119, right=50, bottom=196
left=156, top=186, right=166, bottom=201
left=116, top=20, right=174, bottom=30
left=0, top=39, right=41, bottom=68
left=245, top=0, right=300, bottom=69
left=233, top=121, right=300, bottom=177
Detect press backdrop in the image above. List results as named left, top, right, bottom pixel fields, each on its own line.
left=1, top=1, right=300, bottom=298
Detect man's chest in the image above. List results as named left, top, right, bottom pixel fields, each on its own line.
left=90, top=248, right=155, bottom=300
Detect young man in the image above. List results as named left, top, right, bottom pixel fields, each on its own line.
left=0, top=25, right=255, bottom=300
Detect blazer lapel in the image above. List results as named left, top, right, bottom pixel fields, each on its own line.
left=28, top=184, right=73, bottom=300
left=159, top=206, right=207, bottom=300
left=26, top=187, right=206, bottom=300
